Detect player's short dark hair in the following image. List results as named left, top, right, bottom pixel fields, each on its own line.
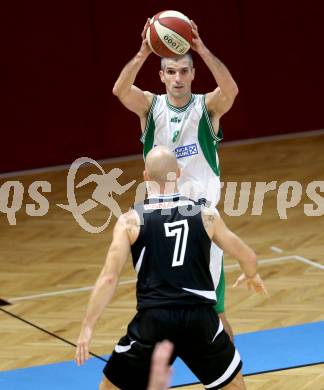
left=161, top=52, right=194, bottom=70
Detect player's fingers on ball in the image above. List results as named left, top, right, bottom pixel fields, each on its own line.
left=191, top=29, right=199, bottom=38
left=191, top=19, right=198, bottom=29
left=142, top=21, right=149, bottom=37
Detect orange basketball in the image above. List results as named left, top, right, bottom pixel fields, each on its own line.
left=146, top=10, right=193, bottom=57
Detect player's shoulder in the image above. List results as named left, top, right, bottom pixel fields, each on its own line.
left=116, top=209, right=141, bottom=242
left=201, top=206, right=220, bottom=228
left=120, top=208, right=140, bottom=224
left=202, top=205, right=219, bottom=216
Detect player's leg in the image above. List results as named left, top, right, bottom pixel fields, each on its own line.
left=179, top=306, right=242, bottom=390
left=103, top=334, right=153, bottom=390
left=218, top=313, right=234, bottom=341
left=102, top=313, right=155, bottom=390
left=221, top=371, right=246, bottom=389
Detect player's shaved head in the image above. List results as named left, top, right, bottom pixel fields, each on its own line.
left=145, top=146, right=179, bottom=184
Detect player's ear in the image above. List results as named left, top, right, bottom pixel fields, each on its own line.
left=143, top=170, right=150, bottom=181
left=159, top=69, right=165, bottom=83
left=191, top=67, right=195, bottom=80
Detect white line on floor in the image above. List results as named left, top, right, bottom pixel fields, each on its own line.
left=224, top=256, right=294, bottom=270
left=9, top=278, right=137, bottom=302
left=293, top=255, right=324, bottom=270
left=270, top=246, right=284, bottom=253
left=7, top=255, right=323, bottom=302
left=2, top=129, right=324, bottom=178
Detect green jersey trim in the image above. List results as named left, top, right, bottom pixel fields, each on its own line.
left=198, top=107, right=221, bottom=176
left=166, top=94, right=194, bottom=113
left=140, top=95, right=157, bottom=145
left=141, top=95, right=157, bottom=159
left=202, top=95, right=223, bottom=142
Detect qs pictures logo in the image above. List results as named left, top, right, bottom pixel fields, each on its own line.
left=57, top=157, right=136, bottom=233
left=0, top=157, right=136, bottom=233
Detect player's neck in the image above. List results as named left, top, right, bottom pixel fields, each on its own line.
left=148, top=182, right=179, bottom=197
left=167, top=93, right=192, bottom=108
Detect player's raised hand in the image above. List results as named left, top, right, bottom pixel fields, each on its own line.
left=140, top=19, right=153, bottom=56
left=75, top=326, right=93, bottom=366
left=233, top=273, right=269, bottom=296
left=190, top=20, right=205, bottom=53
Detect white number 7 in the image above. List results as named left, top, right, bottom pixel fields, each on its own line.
left=164, top=220, right=189, bottom=267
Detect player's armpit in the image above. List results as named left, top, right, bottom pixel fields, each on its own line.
left=115, top=86, right=153, bottom=118
left=205, top=87, right=237, bottom=117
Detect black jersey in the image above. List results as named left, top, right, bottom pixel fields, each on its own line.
left=131, top=194, right=216, bottom=310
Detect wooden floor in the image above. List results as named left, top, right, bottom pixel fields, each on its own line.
left=1, top=133, right=324, bottom=389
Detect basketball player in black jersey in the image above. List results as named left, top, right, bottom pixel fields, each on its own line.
left=75, top=146, right=267, bottom=390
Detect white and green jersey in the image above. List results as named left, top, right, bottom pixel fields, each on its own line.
left=141, top=94, right=223, bottom=207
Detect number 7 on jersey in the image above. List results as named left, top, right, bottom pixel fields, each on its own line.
left=164, top=220, right=189, bottom=267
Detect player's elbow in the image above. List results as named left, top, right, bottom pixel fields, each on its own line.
left=112, top=80, right=126, bottom=97
left=102, top=272, right=119, bottom=287
left=229, top=82, right=239, bottom=99
left=112, top=84, right=120, bottom=97
left=222, top=83, right=239, bottom=107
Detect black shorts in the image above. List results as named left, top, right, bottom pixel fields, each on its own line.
left=103, top=305, right=242, bottom=390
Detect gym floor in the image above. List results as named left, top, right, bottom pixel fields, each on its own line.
left=1, top=131, right=324, bottom=389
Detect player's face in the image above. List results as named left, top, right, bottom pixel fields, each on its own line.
left=159, top=58, right=195, bottom=100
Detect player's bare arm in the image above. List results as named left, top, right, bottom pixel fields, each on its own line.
left=202, top=208, right=268, bottom=295
left=190, top=20, right=238, bottom=120
left=124, top=209, right=141, bottom=244
left=112, top=19, right=154, bottom=126
left=75, top=214, right=132, bottom=366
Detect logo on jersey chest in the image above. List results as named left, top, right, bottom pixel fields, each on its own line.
left=170, top=116, right=181, bottom=123
left=174, top=143, right=198, bottom=159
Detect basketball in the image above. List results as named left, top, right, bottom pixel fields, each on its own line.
left=146, top=10, right=193, bottom=58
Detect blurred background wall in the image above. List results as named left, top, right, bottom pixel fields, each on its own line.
left=1, top=0, right=323, bottom=172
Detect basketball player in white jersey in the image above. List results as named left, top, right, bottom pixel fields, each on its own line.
left=112, top=20, right=239, bottom=338
left=75, top=146, right=267, bottom=390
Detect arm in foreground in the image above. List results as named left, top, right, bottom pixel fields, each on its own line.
left=147, top=340, right=174, bottom=390
left=203, top=208, right=268, bottom=295
left=75, top=215, right=131, bottom=366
